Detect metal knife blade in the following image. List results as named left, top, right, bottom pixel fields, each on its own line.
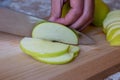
left=72, top=29, right=96, bottom=45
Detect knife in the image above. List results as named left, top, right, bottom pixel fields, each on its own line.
left=72, top=29, right=96, bottom=45
left=0, top=7, right=95, bottom=45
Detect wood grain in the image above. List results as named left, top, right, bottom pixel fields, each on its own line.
left=0, top=26, right=120, bottom=80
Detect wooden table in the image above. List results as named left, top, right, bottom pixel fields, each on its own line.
left=0, top=26, right=120, bottom=80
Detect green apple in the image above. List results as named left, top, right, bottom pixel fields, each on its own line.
left=110, top=40, right=120, bottom=46
left=103, top=21, right=120, bottom=33
left=61, top=0, right=110, bottom=27
left=61, top=0, right=70, bottom=18
left=32, top=22, right=78, bottom=45
left=107, top=25, right=120, bottom=41
left=93, top=0, right=110, bottom=27
left=103, top=10, right=120, bottom=28
left=107, top=30, right=120, bottom=41
left=107, top=10, right=120, bottom=17
left=20, top=37, right=70, bottom=57
left=33, top=45, right=80, bottom=65
left=109, top=32, right=120, bottom=46
left=103, top=15, right=120, bottom=28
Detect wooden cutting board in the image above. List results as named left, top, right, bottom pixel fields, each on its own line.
left=0, top=26, right=120, bottom=80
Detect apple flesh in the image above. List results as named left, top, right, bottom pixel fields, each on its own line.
left=20, top=38, right=70, bottom=57
left=32, top=22, right=78, bottom=45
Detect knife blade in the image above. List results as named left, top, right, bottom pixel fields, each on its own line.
left=72, top=29, right=96, bottom=45
left=0, top=7, right=95, bottom=45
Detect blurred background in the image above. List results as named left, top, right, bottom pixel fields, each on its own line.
left=1, top=0, right=120, bottom=19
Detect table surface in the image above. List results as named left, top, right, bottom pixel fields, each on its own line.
left=0, top=26, right=120, bottom=80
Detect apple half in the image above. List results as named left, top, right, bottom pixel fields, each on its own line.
left=32, top=22, right=79, bottom=45
left=20, top=38, right=70, bottom=57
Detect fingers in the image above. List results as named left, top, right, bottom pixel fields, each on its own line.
left=49, top=0, right=64, bottom=22
left=56, top=0, right=84, bottom=25
left=70, top=0, right=95, bottom=30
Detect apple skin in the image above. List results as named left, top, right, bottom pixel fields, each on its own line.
left=109, top=32, right=120, bottom=46
left=61, top=0, right=70, bottom=18
left=110, top=40, right=120, bottom=46
left=93, top=0, right=110, bottom=27
left=107, top=30, right=120, bottom=41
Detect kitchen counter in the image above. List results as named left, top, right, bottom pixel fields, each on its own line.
left=0, top=26, right=120, bottom=80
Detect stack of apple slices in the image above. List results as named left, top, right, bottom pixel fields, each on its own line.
left=20, top=22, right=80, bottom=64
left=103, top=10, right=120, bottom=46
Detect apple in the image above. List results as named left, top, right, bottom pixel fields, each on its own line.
left=33, top=45, right=80, bottom=64
left=92, top=0, right=110, bottom=27
left=20, top=22, right=81, bottom=64
left=20, top=37, right=80, bottom=64
left=103, top=10, right=120, bottom=28
left=102, top=10, right=120, bottom=46
left=107, top=25, right=120, bottom=41
left=106, top=10, right=120, bottom=17
left=107, top=30, right=120, bottom=41
left=20, top=37, right=70, bottom=58
left=103, top=15, right=120, bottom=28
left=110, top=40, right=120, bottom=46
left=61, top=0, right=70, bottom=18
left=32, top=22, right=79, bottom=45
left=103, top=21, right=120, bottom=33
left=109, top=30, right=120, bottom=46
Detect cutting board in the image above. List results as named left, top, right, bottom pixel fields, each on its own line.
left=0, top=26, right=120, bottom=80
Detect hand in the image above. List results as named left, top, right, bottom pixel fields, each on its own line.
left=49, top=0, right=94, bottom=31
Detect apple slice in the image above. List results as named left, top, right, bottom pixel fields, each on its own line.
left=103, top=10, right=120, bottom=28
left=103, top=21, right=120, bottom=33
left=32, top=22, right=78, bottom=45
left=103, top=15, right=120, bottom=28
left=107, top=30, right=120, bottom=41
left=107, top=25, right=120, bottom=41
left=107, top=10, right=120, bottom=17
left=33, top=45, right=80, bottom=64
left=20, top=37, right=70, bottom=57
